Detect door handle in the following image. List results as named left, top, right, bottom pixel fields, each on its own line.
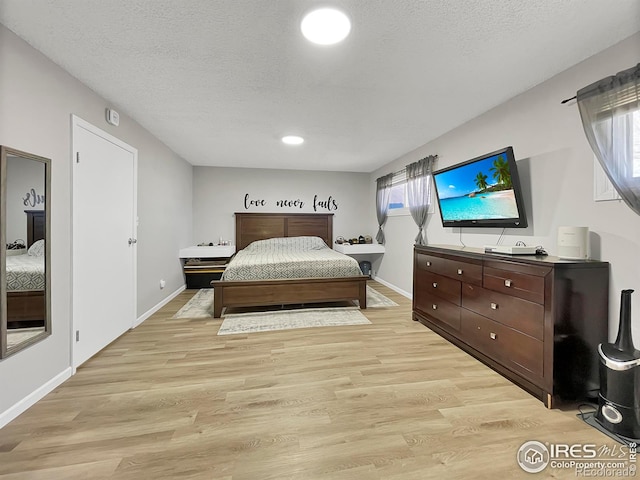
left=128, top=238, right=137, bottom=245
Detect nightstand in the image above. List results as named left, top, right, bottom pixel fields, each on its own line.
left=334, top=243, right=385, bottom=278
left=333, top=243, right=385, bottom=255
left=179, top=245, right=236, bottom=289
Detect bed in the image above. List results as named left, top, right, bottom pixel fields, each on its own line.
left=7, top=210, right=46, bottom=326
left=210, top=213, right=368, bottom=318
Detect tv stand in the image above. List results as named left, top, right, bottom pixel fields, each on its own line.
left=412, top=244, right=609, bottom=408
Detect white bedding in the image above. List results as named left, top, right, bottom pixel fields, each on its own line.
left=222, top=236, right=363, bottom=281
left=6, top=254, right=45, bottom=291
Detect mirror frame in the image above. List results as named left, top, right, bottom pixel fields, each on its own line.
left=0, top=146, right=52, bottom=359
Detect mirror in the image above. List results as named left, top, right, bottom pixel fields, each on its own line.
left=1, top=146, right=51, bottom=358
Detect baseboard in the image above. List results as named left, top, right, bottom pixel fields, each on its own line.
left=372, top=276, right=412, bottom=299
left=0, top=367, right=72, bottom=429
left=135, top=284, right=186, bottom=327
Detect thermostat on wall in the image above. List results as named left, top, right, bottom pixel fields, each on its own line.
left=106, top=108, right=120, bottom=126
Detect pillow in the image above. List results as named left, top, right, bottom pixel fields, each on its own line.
left=28, top=239, right=45, bottom=257
left=244, top=236, right=327, bottom=252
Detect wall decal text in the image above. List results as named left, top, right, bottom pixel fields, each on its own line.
left=244, top=193, right=339, bottom=212
left=313, top=195, right=338, bottom=212
left=244, top=194, right=266, bottom=209
left=23, top=188, right=45, bottom=208
left=276, top=199, right=305, bottom=208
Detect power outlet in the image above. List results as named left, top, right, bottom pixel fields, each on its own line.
left=159, top=279, right=166, bottom=289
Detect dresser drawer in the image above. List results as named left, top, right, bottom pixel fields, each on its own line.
left=414, top=292, right=461, bottom=332
left=415, top=270, right=461, bottom=305
left=415, top=252, right=482, bottom=286
left=461, top=309, right=543, bottom=378
left=483, top=263, right=549, bottom=304
left=462, top=284, right=544, bottom=340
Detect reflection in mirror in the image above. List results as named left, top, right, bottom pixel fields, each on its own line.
left=1, top=146, right=51, bottom=359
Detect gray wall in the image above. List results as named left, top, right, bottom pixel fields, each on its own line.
left=5, top=156, right=45, bottom=243
left=0, top=25, right=192, bottom=415
left=192, top=166, right=371, bottom=246
left=371, top=32, right=640, bottom=341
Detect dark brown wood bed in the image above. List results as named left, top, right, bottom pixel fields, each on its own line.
left=210, top=212, right=368, bottom=318
left=7, top=210, right=46, bottom=326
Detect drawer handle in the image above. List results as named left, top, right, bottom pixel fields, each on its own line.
left=432, top=304, right=438, bottom=310
left=490, top=332, right=497, bottom=340
left=426, top=261, right=432, bottom=267
left=490, top=302, right=498, bottom=310
left=457, top=268, right=463, bottom=275
left=432, top=282, right=438, bottom=288
left=504, top=279, right=512, bottom=287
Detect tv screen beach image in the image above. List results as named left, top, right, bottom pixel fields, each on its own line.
left=434, top=153, right=519, bottom=221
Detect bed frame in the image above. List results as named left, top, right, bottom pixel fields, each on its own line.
left=7, top=210, right=46, bottom=326
left=210, top=212, right=367, bottom=318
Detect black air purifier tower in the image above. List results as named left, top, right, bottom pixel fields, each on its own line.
left=596, top=289, right=640, bottom=439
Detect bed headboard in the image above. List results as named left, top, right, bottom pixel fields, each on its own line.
left=235, top=213, right=334, bottom=250
left=25, top=210, right=45, bottom=248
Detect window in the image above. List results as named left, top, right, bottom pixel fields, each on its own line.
left=388, top=171, right=409, bottom=215
left=594, top=109, right=640, bottom=202
left=634, top=110, right=640, bottom=177
left=388, top=183, right=407, bottom=209
left=594, top=155, right=621, bottom=201
left=387, top=169, right=434, bottom=216
left=579, top=62, right=640, bottom=215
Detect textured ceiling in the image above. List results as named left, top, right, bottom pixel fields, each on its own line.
left=1, top=0, right=639, bottom=172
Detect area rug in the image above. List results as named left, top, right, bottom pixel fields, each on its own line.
left=217, top=306, right=371, bottom=335
left=172, top=288, right=214, bottom=319
left=365, top=285, right=399, bottom=308
left=171, top=285, right=397, bottom=319
left=7, top=327, right=45, bottom=349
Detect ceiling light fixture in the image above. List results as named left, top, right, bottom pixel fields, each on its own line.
left=301, top=8, right=351, bottom=45
left=282, top=135, right=305, bottom=145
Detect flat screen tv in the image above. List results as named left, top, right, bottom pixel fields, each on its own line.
left=432, top=146, right=528, bottom=228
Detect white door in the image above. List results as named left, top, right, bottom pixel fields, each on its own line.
left=72, top=116, right=137, bottom=369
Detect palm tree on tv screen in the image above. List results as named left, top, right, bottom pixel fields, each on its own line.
left=474, top=172, right=488, bottom=191
left=490, top=155, right=512, bottom=188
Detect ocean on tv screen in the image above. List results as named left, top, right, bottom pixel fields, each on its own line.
left=440, top=189, right=518, bottom=221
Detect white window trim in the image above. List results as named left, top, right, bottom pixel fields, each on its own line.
left=593, top=155, right=621, bottom=202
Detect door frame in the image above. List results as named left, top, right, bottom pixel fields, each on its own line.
left=71, top=115, right=138, bottom=372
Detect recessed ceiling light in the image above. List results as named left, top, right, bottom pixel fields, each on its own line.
left=301, top=8, right=351, bottom=45
left=282, top=135, right=304, bottom=145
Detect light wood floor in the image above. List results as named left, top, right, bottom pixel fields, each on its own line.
left=0, top=281, right=616, bottom=479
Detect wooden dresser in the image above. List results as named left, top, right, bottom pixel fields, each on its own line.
left=413, top=244, right=609, bottom=408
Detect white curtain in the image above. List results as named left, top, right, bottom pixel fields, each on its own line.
left=375, top=173, right=393, bottom=244
left=577, top=63, right=640, bottom=215
left=406, top=155, right=436, bottom=245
